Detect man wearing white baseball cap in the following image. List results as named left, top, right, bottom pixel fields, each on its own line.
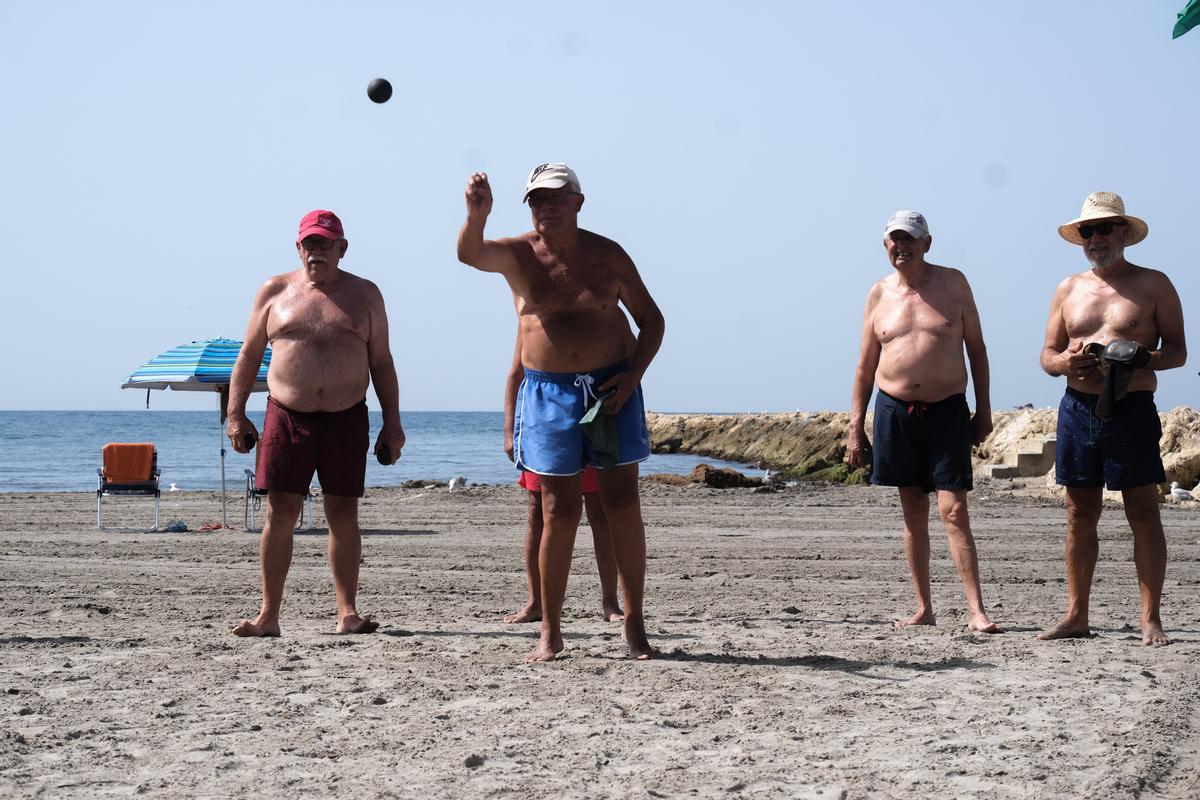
left=847, top=210, right=1001, bottom=634
left=457, top=163, right=665, bottom=662
left=1039, top=192, right=1186, bottom=647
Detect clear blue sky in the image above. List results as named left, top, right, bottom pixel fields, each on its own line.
left=3, top=2, right=1197, bottom=413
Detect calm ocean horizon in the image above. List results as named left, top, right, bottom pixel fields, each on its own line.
left=0, top=411, right=751, bottom=493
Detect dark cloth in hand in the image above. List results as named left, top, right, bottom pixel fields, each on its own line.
left=579, top=391, right=620, bottom=469
left=1085, top=340, right=1152, bottom=421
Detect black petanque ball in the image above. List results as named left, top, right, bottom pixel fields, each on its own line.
left=367, top=78, right=393, bottom=104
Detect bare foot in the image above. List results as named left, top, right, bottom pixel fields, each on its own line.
left=232, top=617, right=280, bottom=637
left=503, top=603, right=542, bottom=624
left=336, top=614, right=379, bottom=634
left=967, top=612, right=1004, bottom=633
left=602, top=600, right=625, bottom=623
left=1037, top=616, right=1092, bottom=640
left=525, top=632, right=564, bottom=663
left=623, top=617, right=655, bottom=660
left=895, top=609, right=935, bottom=628
left=1142, top=622, right=1171, bottom=647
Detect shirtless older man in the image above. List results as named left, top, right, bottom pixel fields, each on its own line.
left=226, top=210, right=406, bottom=637
left=847, top=210, right=1001, bottom=633
left=1038, top=192, right=1186, bottom=647
left=503, top=325, right=625, bottom=625
left=457, top=163, right=665, bottom=661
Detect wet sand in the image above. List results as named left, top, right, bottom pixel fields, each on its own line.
left=1, top=481, right=1198, bottom=798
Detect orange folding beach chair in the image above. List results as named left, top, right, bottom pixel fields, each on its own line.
left=97, top=443, right=161, bottom=531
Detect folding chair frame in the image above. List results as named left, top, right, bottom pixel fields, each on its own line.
left=244, top=470, right=313, bottom=532
left=97, top=453, right=161, bottom=532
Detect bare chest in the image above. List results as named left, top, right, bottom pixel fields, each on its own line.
left=267, top=288, right=369, bottom=344
left=874, top=291, right=961, bottom=344
left=519, top=255, right=619, bottom=314
left=1062, top=284, right=1154, bottom=341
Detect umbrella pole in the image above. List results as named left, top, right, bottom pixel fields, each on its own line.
left=218, top=392, right=227, bottom=528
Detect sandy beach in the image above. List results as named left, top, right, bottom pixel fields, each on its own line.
left=2, top=480, right=1199, bottom=799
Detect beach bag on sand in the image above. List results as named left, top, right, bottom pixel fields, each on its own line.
left=1084, top=339, right=1151, bottom=421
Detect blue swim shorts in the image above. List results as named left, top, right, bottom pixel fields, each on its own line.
left=514, top=360, right=651, bottom=476
left=1055, top=388, right=1165, bottom=491
left=871, top=389, right=973, bottom=493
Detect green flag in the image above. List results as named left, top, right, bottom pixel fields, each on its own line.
left=1175, top=0, right=1200, bottom=38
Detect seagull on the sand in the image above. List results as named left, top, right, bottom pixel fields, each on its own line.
left=449, top=477, right=466, bottom=492
left=168, top=482, right=180, bottom=492
left=1170, top=481, right=1194, bottom=502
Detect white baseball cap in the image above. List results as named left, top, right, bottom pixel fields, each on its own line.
left=884, top=210, right=930, bottom=239
left=523, top=162, right=581, bottom=203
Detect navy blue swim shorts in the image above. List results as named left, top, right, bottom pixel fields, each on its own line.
left=871, top=389, right=973, bottom=493
left=1055, top=387, right=1165, bottom=491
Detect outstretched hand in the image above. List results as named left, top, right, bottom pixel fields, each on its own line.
left=465, top=172, right=493, bottom=219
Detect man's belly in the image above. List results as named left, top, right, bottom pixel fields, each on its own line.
left=266, top=338, right=370, bottom=413
left=521, top=313, right=630, bottom=373
left=876, top=339, right=968, bottom=402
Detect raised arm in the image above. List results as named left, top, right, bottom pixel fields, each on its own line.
left=456, top=172, right=520, bottom=274
left=958, top=273, right=992, bottom=444
left=847, top=282, right=883, bottom=469
left=600, top=245, right=665, bottom=413
left=503, top=324, right=524, bottom=462
left=226, top=278, right=279, bottom=453
left=365, top=281, right=405, bottom=464
left=1149, top=272, right=1187, bottom=371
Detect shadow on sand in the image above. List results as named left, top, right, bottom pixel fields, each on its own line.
left=293, top=528, right=439, bottom=537
left=656, top=649, right=997, bottom=677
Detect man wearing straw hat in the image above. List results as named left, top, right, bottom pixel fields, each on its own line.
left=1039, top=192, right=1186, bottom=647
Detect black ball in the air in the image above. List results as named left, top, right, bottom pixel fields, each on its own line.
left=367, top=78, right=393, bottom=104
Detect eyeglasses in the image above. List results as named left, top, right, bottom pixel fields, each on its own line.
left=299, top=237, right=338, bottom=252
left=1078, top=221, right=1126, bottom=240
left=527, top=192, right=578, bottom=210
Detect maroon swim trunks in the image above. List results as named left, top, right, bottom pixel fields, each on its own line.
left=255, top=397, right=369, bottom=498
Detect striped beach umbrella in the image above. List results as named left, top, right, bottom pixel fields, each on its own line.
left=121, top=338, right=272, bottom=528
left=121, top=338, right=270, bottom=393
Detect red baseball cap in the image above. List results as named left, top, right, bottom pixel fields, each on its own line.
left=296, top=210, right=344, bottom=242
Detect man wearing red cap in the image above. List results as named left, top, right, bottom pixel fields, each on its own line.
left=226, top=210, right=406, bottom=638
left=458, top=164, right=665, bottom=661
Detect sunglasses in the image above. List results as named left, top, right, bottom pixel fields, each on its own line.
left=1078, top=220, right=1126, bottom=240
left=299, top=237, right=338, bottom=252
left=527, top=192, right=578, bottom=210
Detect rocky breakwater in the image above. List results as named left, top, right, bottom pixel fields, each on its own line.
left=646, top=411, right=860, bottom=482
left=645, top=407, right=1200, bottom=489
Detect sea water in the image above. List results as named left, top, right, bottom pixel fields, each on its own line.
left=0, top=411, right=752, bottom=492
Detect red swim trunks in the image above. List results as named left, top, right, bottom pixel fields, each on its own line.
left=255, top=397, right=369, bottom=498
left=518, top=465, right=599, bottom=494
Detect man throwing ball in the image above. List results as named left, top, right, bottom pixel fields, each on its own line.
left=847, top=210, right=1001, bottom=633
left=226, top=210, right=405, bottom=637
left=458, top=164, right=665, bottom=661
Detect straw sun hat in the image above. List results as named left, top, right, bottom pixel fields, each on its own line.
left=1058, top=192, right=1148, bottom=246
